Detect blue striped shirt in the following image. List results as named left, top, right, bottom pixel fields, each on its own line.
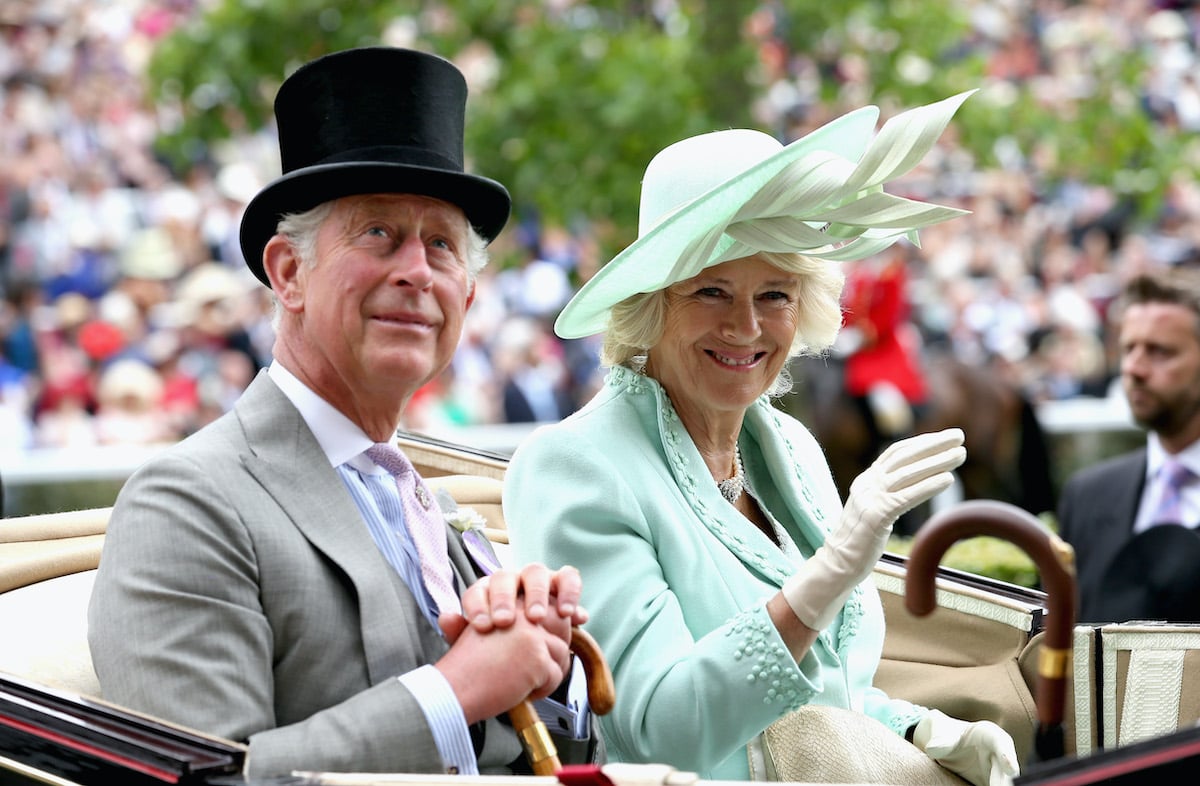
left=338, top=462, right=441, bottom=628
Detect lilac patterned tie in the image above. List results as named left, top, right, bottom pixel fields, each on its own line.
left=1150, top=458, right=1193, bottom=526
left=366, top=442, right=462, bottom=617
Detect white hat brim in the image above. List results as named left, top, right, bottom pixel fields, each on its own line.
left=554, top=107, right=879, bottom=339
left=555, top=90, right=975, bottom=339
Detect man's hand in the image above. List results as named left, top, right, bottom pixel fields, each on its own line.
left=436, top=595, right=574, bottom=724
left=452, top=564, right=588, bottom=634
left=436, top=563, right=586, bottom=724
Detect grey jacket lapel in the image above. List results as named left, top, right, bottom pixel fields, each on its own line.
left=234, top=373, right=430, bottom=682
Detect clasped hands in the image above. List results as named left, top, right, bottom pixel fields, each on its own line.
left=436, top=564, right=587, bottom=724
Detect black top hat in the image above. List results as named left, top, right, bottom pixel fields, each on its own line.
left=238, top=47, right=511, bottom=286
left=1091, top=524, right=1200, bottom=623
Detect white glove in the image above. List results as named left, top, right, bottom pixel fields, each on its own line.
left=782, top=428, right=965, bottom=630
left=913, top=709, right=1020, bottom=786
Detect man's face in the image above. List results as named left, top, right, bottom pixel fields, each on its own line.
left=284, top=193, right=474, bottom=409
left=1119, top=301, right=1200, bottom=440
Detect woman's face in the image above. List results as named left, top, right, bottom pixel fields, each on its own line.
left=647, top=254, right=801, bottom=418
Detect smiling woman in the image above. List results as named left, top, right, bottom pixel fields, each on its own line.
left=503, top=92, right=1022, bottom=784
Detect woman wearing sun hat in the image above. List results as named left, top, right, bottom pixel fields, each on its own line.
left=504, top=91, right=1019, bottom=784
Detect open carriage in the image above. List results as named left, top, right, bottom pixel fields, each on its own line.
left=2, top=431, right=1199, bottom=785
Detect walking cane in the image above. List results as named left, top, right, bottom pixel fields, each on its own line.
left=904, top=500, right=1077, bottom=764
left=509, top=626, right=616, bottom=776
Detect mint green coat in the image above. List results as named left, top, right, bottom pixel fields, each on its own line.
left=505, top=366, right=926, bottom=780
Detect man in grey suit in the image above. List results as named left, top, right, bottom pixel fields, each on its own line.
left=1058, top=266, right=1200, bottom=623
left=89, top=47, right=590, bottom=778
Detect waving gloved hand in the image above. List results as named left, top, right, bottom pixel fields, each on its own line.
left=782, top=428, right=965, bottom=631
left=913, top=709, right=1020, bottom=786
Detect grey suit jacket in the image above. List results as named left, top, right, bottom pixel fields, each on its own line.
left=88, top=372, right=523, bottom=777
left=1057, top=448, right=1147, bottom=623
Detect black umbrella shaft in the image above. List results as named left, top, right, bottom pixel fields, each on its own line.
left=1034, top=723, right=1066, bottom=764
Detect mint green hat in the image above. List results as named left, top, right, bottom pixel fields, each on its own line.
left=554, top=90, right=976, bottom=339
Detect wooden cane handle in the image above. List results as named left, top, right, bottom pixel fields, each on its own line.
left=509, top=699, right=561, bottom=775
left=904, top=500, right=1076, bottom=728
left=507, top=626, right=615, bottom=775
left=569, top=626, right=615, bottom=715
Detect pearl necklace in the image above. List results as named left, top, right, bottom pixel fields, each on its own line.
left=716, top=445, right=745, bottom=504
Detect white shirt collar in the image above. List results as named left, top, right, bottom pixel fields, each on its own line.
left=268, top=362, right=386, bottom=474
left=1147, top=433, right=1200, bottom=480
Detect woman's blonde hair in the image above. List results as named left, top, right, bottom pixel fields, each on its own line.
left=600, top=251, right=845, bottom=397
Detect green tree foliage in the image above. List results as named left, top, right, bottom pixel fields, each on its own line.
left=148, top=0, right=762, bottom=258
left=145, top=0, right=1196, bottom=265
left=888, top=534, right=1041, bottom=589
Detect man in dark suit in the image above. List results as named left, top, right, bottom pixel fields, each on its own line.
left=1058, top=266, right=1200, bottom=623
left=89, top=47, right=592, bottom=778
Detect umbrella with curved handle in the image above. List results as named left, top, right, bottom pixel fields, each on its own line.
left=904, top=500, right=1077, bottom=763
left=508, top=626, right=616, bottom=775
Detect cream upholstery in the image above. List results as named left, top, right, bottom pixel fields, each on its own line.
left=0, top=570, right=100, bottom=696
left=0, top=507, right=108, bottom=594
left=0, top=475, right=509, bottom=699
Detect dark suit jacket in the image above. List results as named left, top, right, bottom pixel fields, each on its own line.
left=89, top=371, right=528, bottom=777
left=1057, top=449, right=1147, bottom=623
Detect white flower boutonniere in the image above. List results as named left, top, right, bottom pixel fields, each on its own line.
left=445, top=505, right=488, bottom=534
left=433, top=487, right=488, bottom=533
left=433, top=486, right=502, bottom=575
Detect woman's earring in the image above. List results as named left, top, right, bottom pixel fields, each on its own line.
left=631, top=352, right=648, bottom=376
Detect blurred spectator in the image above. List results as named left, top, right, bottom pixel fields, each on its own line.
left=2, top=278, right=41, bottom=373
left=0, top=350, right=34, bottom=450
left=494, top=316, right=575, bottom=423
left=841, top=248, right=928, bottom=448
left=93, top=357, right=174, bottom=444
left=1142, top=8, right=1198, bottom=129
left=496, top=236, right=574, bottom=321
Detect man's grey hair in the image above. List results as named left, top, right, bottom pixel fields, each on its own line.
left=600, top=250, right=845, bottom=398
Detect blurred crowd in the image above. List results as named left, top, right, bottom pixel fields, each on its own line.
left=1, top=0, right=1199, bottom=453
left=744, top=0, right=1200, bottom=404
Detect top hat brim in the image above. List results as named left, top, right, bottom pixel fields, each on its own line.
left=239, top=161, right=511, bottom=286
left=1092, top=524, right=1200, bottom=623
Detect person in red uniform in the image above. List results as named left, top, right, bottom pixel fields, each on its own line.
left=841, top=247, right=928, bottom=464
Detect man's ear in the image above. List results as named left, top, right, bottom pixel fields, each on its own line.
left=465, top=280, right=476, bottom=311
left=263, top=234, right=304, bottom=313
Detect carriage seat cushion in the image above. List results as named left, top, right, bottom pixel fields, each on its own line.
left=0, top=569, right=101, bottom=697
left=0, top=474, right=510, bottom=700
left=0, top=507, right=108, bottom=594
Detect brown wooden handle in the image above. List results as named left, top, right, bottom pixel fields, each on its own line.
left=507, top=625, right=616, bottom=775
left=509, top=699, right=561, bottom=775
left=903, top=500, right=1076, bottom=729
left=569, top=626, right=615, bottom=716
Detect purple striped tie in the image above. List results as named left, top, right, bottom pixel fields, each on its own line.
left=1151, top=459, right=1193, bottom=526
left=366, top=443, right=462, bottom=617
